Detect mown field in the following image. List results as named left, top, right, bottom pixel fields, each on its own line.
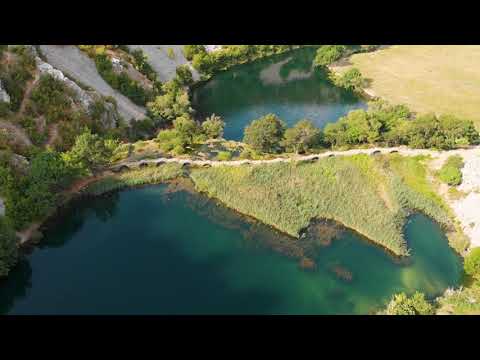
left=190, top=154, right=458, bottom=256
left=330, top=45, right=480, bottom=129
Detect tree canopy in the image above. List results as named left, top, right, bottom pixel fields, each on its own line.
left=243, top=114, right=286, bottom=153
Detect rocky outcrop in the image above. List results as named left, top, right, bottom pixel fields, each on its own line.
left=0, top=80, right=10, bottom=104
left=35, top=57, right=118, bottom=129
left=39, top=45, right=146, bottom=122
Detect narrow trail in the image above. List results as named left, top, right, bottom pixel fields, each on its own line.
left=18, top=71, right=39, bottom=116
left=0, top=119, right=33, bottom=147
left=114, top=145, right=480, bottom=170
left=45, top=123, right=59, bottom=147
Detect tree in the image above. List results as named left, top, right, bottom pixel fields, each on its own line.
left=243, top=114, right=286, bottom=153
left=281, top=119, right=321, bottom=153
left=385, top=292, right=435, bottom=315
left=173, top=115, right=198, bottom=147
left=202, top=114, right=225, bottom=139
left=175, top=65, right=194, bottom=87
left=147, top=84, right=193, bottom=123
left=314, top=45, right=347, bottom=67
left=62, top=129, right=116, bottom=175
left=333, top=68, right=366, bottom=91
left=0, top=217, right=17, bottom=277
left=183, top=45, right=207, bottom=61
left=464, top=248, right=480, bottom=279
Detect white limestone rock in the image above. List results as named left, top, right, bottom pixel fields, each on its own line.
left=0, top=80, right=10, bottom=103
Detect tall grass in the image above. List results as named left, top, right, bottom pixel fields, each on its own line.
left=84, top=164, right=184, bottom=196
left=190, top=154, right=459, bottom=256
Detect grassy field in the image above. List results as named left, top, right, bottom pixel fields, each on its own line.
left=330, top=45, right=480, bottom=129
left=190, top=154, right=457, bottom=256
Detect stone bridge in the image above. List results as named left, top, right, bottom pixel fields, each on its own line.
left=111, top=145, right=480, bottom=172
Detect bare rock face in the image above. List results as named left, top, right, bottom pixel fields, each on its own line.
left=36, top=57, right=94, bottom=110
left=35, top=57, right=118, bottom=129
left=0, top=80, right=10, bottom=104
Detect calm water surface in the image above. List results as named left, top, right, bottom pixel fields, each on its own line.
left=0, top=185, right=462, bottom=315
left=192, top=47, right=367, bottom=140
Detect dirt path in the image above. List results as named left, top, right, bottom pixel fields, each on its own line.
left=0, top=119, right=33, bottom=147
left=18, top=71, right=39, bottom=115
left=45, top=123, right=59, bottom=147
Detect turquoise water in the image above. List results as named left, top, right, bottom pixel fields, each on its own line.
left=0, top=185, right=462, bottom=315
left=192, top=47, right=367, bottom=140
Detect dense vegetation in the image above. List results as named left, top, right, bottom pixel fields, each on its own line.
left=191, top=154, right=454, bottom=256
left=155, top=113, right=225, bottom=155
left=0, top=130, right=118, bottom=230
left=185, top=45, right=301, bottom=78
left=236, top=101, right=479, bottom=155
left=382, top=292, right=435, bottom=315
left=0, top=45, right=36, bottom=112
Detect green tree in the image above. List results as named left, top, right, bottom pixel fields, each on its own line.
left=183, top=45, right=207, bottom=61
left=464, top=248, right=480, bottom=279
left=62, top=129, right=116, bottom=175
left=281, top=119, right=321, bottom=153
left=175, top=65, right=194, bottom=87
left=333, top=68, right=366, bottom=91
left=147, top=84, right=193, bottom=123
left=201, top=114, right=225, bottom=139
left=243, top=114, right=286, bottom=153
left=385, top=292, right=435, bottom=315
left=173, top=115, right=198, bottom=147
left=314, top=45, right=347, bottom=67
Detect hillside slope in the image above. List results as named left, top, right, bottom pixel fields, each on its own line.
left=39, top=45, right=146, bottom=122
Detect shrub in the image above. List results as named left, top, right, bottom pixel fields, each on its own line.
left=384, top=292, right=435, bottom=315
left=175, top=65, right=193, bottom=86
left=216, top=151, right=232, bottom=161
left=438, top=155, right=464, bottom=186
left=464, top=248, right=480, bottom=279
left=314, top=45, right=347, bottom=67
left=201, top=114, right=224, bottom=139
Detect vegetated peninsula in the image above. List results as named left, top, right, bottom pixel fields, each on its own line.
left=190, top=154, right=453, bottom=256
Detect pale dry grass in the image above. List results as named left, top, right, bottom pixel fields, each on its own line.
left=331, top=45, right=480, bottom=128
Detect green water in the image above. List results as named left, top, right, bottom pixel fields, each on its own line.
left=192, top=47, right=367, bottom=140
left=0, top=185, right=462, bottom=315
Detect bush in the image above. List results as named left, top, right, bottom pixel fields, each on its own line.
left=384, top=292, right=435, bottom=315
left=201, top=114, right=224, bottom=139
left=314, top=45, right=347, bottom=67
left=464, top=248, right=480, bottom=279
left=216, top=151, right=232, bottom=161
left=438, top=155, right=464, bottom=186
